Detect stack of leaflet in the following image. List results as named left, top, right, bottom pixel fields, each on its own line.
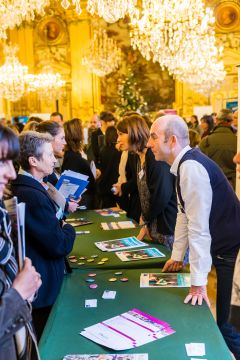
left=4, top=197, right=25, bottom=270
left=80, top=309, right=175, bottom=350
left=95, top=236, right=148, bottom=252
left=63, top=355, right=148, bottom=360
left=56, top=170, right=89, bottom=201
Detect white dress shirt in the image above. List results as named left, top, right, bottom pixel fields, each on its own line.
left=170, top=146, right=212, bottom=286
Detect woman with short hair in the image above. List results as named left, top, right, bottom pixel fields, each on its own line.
left=11, top=131, right=75, bottom=340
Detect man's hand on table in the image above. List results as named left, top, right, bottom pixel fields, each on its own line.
left=162, top=259, right=183, bottom=272
left=184, top=285, right=210, bottom=307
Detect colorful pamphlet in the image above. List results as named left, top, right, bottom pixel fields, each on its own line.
left=63, top=355, right=148, bottom=360
left=95, top=208, right=126, bottom=217
left=56, top=170, right=89, bottom=201
left=80, top=308, right=175, bottom=350
left=95, top=236, right=147, bottom=252
left=140, top=273, right=191, bottom=288
left=101, top=221, right=136, bottom=230
left=115, top=248, right=165, bottom=262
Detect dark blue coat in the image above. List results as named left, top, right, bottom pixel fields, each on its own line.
left=11, top=175, right=76, bottom=309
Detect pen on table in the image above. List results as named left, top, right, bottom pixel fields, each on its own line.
left=76, top=231, right=90, bottom=235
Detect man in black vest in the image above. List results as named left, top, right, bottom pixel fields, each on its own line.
left=147, top=114, right=240, bottom=359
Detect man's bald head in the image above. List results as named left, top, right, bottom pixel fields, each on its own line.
left=152, top=115, right=190, bottom=148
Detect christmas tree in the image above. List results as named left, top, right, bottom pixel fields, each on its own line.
left=115, top=69, right=147, bottom=116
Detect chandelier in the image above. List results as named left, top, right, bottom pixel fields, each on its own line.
left=130, top=0, right=225, bottom=93
left=26, top=67, right=66, bottom=100
left=60, top=0, right=82, bottom=15
left=82, top=27, right=121, bottom=76
left=87, top=0, right=138, bottom=23
left=0, top=0, right=50, bottom=39
left=0, top=45, right=29, bottom=101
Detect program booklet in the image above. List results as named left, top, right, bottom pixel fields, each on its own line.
left=95, top=236, right=147, bottom=252
left=115, top=248, right=165, bottom=262
left=80, top=308, right=175, bottom=350
left=140, top=273, right=191, bottom=288
left=63, top=355, right=148, bottom=360
left=56, top=170, right=89, bottom=201
left=101, top=221, right=136, bottom=230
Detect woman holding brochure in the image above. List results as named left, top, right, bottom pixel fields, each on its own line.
left=116, top=114, right=178, bottom=253
left=11, top=131, right=76, bottom=340
left=0, top=125, right=41, bottom=359
left=37, top=120, right=79, bottom=213
left=62, top=118, right=95, bottom=209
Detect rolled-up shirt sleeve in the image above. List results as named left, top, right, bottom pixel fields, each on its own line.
left=172, top=160, right=212, bottom=286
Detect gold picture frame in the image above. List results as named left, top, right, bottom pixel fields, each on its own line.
left=37, top=16, right=66, bottom=45
left=215, top=1, right=240, bottom=32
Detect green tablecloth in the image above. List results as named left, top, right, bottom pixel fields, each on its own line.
left=39, top=268, right=231, bottom=360
left=68, top=210, right=170, bottom=270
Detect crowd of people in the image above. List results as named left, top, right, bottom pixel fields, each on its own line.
left=0, top=108, right=239, bottom=359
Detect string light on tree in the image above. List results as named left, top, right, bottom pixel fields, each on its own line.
left=115, top=69, right=147, bottom=116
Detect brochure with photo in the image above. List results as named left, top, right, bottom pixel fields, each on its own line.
left=95, top=236, right=147, bottom=252
left=101, top=221, right=136, bottom=230
left=140, top=273, right=191, bottom=288
left=80, top=308, right=175, bottom=350
left=115, top=248, right=165, bottom=262
left=63, top=355, right=148, bottom=360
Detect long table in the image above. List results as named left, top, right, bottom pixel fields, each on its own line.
left=39, top=268, right=232, bottom=360
left=67, top=210, right=170, bottom=270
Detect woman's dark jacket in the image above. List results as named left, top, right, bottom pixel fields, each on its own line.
left=144, top=149, right=177, bottom=235
left=11, top=175, right=75, bottom=309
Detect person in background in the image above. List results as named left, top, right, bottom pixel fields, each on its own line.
left=187, top=115, right=200, bottom=133
left=98, top=126, right=121, bottom=208
left=27, top=117, right=42, bottom=124
left=200, top=114, right=214, bottom=139
left=0, top=125, right=42, bottom=359
left=13, top=117, right=24, bottom=133
left=199, top=108, right=237, bottom=189
left=50, top=112, right=64, bottom=125
left=37, top=120, right=79, bottom=213
left=11, top=131, right=76, bottom=340
left=148, top=115, right=240, bottom=359
left=232, top=110, right=238, bottom=133
left=189, top=129, right=200, bottom=148
left=23, top=121, right=39, bottom=132
left=86, top=113, right=100, bottom=162
left=91, top=111, right=115, bottom=167
left=115, top=114, right=178, bottom=252
left=229, top=151, right=240, bottom=333
left=63, top=118, right=95, bottom=209
left=211, top=112, right=217, bottom=125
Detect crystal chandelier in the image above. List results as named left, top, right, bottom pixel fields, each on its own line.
left=87, top=0, right=138, bottom=23
left=26, top=67, right=66, bottom=100
left=60, top=0, right=82, bottom=15
left=130, top=0, right=215, bottom=65
left=0, top=45, right=29, bottom=101
left=130, top=0, right=225, bottom=93
left=82, top=27, right=121, bottom=76
left=0, top=0, right=50, bottom=39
